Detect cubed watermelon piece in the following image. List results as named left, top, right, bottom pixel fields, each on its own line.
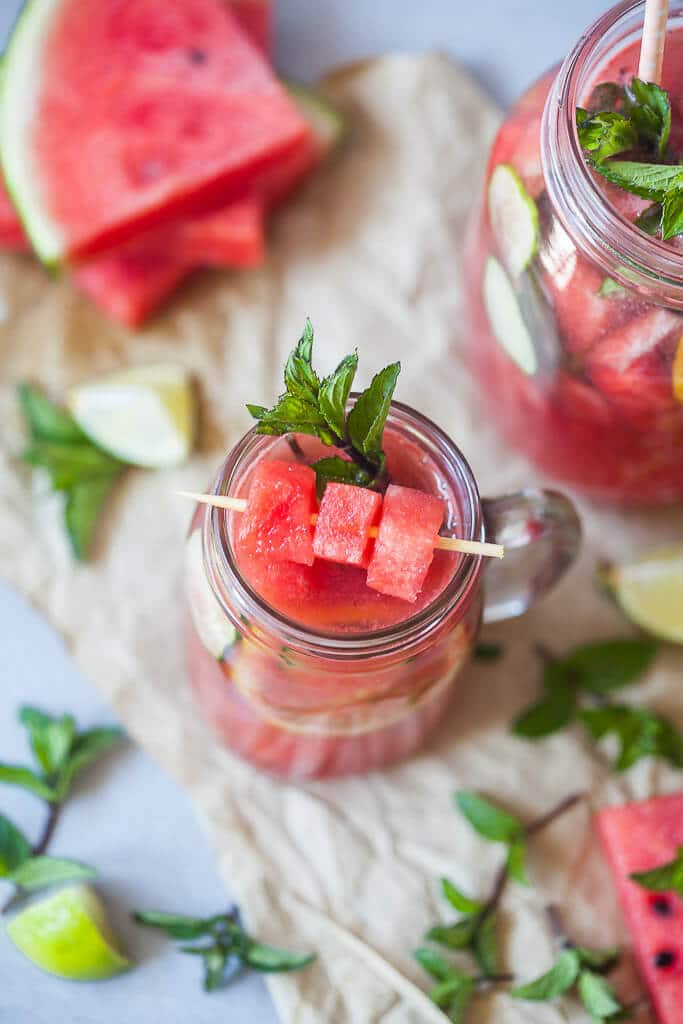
left=18, top=0, right=312, bottom=261
left=366, top=485, right=444, bottom=602
left=238, top=460, right=317, bottom=566
left=313, top=483, right=382, bottom=568
left=598, top=795, right=683, bottom=1024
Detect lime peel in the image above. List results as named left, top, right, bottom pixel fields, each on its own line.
left=600, top=546, right=683, bottom=644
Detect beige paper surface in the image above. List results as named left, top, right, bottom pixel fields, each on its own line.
left=0, top=55, right=680, bottom=1022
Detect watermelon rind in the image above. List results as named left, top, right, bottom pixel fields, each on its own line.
left=0, top=0, right=66, bottom=266
left=284, top=81, right=347, bottom=156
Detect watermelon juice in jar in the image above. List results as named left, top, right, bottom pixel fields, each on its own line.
left=465, top=0, right=683, bottom=505
left=185, top=330, right=580, bottom=781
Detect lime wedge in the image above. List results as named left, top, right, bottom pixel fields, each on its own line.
left=600, top=546, right=683, bottom=644
left=487, top=163, right=539, bottom=277
left=673, top=335, right=683, bottom=404
left=6, top=884, right=130, bottom=981
left=482, top=256, right=538, bottom=376
left=185, top=529, right=238, bottom=659
left=66, top=364, right=195, bottom=469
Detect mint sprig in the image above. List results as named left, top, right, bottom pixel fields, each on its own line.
left=247, top=320, right=400, bottom=496
left=513, top=947, right=623, bottom=1020
left=577, top=77, right=683, bottom=239
left=134, top=907, right=314, bottom=992
left=18, top=383, right=124, bottom=559
left=630, top=846, right=683, bottom=895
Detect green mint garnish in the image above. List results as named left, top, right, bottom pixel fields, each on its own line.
left=0, top=811, right=96, bottom=910
left=512, top=948, right=581, bottom=1001
left=576, top=77, right=683, bottom=239
left=513, top=946, right=624, bottom=1019
left=510, top=638, right=677, bottom=771
left=247, top=320, right=400, bottom=496
left=413, top=949, right=477, bottom=1023
left=18, top=383, right=124, bottom=560
left=134, top=907, right=314, bottom=992
left=630, top=847, right=683, bottom=896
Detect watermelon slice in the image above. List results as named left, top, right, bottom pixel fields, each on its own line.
left=0, top=0, right=312, bottom=263
left=366, top=485, right=444, bottom=602
left=227, top=0, right=272, bottom=57
left=598, top=794, right=683, bottom=1024
left=238, top=460, right=317, bottom=566
left=72, top=199, right=264, bottom=326
left=313, top=483, right=382, bottom=568
left=0, top=181, right=29, bottom=251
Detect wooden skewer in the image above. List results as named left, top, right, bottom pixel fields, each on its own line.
left=178, top=491, right=505, bottom=559
left=638, top=0, right=669, bottom=83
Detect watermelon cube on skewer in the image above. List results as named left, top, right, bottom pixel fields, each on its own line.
left=366, top=485, right=445, bottom=602
left=238, top=460, right=317, bottom=566
left=598, top=794, right=683, bottom=1024
left=313, top=482, right=382, bottom=568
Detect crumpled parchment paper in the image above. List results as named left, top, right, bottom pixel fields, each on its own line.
left=0, top=54, right=681, bottom=1023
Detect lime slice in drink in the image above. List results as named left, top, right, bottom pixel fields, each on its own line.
left=66, top=364, right=195, bottom=469
left=487, top=163, right=539, bottom=277
left=482, top=256, right=538, bottom=375
left=6, top=884, right=130, bottom=981
left=185, top=529, right=238, bottom=659
left=600, top=547, right=683, bottom=644
left=673, top=335, right=683, bottom=404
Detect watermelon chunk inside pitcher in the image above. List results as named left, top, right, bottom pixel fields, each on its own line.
left=598, top=794, right=683, bottom=1024
left=9, top=0, right=311, bottom=261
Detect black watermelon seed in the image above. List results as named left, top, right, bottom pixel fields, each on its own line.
left=652, top=896, right=674, bottom=917
left=187, top=48, right=207, bottom=65
left=653, top=950, right=676, bottom=969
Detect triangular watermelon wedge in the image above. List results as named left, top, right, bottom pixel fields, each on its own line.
left=598, top=794, right=683, bottom=1024
left=0, top=0, right=311, bottom=264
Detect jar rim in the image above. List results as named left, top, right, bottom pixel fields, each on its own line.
left=202, top=400, right=485, bottom=661
left=541, top=0, right=683, bottom=307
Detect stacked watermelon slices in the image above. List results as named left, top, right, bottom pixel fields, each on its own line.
left=0, top=0, right=344, bottom=325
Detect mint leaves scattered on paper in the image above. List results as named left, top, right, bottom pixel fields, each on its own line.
left=18, top=383, right=124, bottom=560
left=134, top=907, right=314, bottom=992
left=510, top=637, right=683, bottom=771
left=513, top=944, right=623, bottom=1020
left=248, top=320, right=400, bottom=496
left=577, top=77, right=683, bottom=239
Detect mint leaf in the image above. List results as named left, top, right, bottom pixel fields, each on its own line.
left=414, top=947, right=457, bottom=981
left=23, top=441, right=122, bottom=491
left=65, top=475, right=121, bottom=561
left=310, top=456, right=372, bottom=499
left=563, top=638, right=657, bottom=695
left=443, top=979, right=475, bottom=1024
left=577, top=111, right=637, bottom=163
left=473, top=911, right=498, bottom=977
left=592, top=160, right=683, bottom=200
left=0, top=764, right=56, bottom=801
left=426, top=916, right=479, bottom=950
left=19, top=706, right=76, bottom=776
left=319, top=352, right=358, bottom=438
left=513, top=687, right=576, bottom=738
left=630, top=847, right=683, bottom=895
left=133, top=910, right=220, bottom=940
left=8, top=855, right=96, bottom=890
left=17, top=383, right=85, bottom=444
left=0, top=815, right=31, bottom=875
left=243, top=941, right=314, bottom=973
left=506, top=839, right=529, bottom=885
left=512, top=949, right=580, bottom=1000
left=455, top=791, right=523, bottom=844
left=661, top=180, right=683, bottom=239
left=474, top=642, right=503, bottom=661
left=577, top=970, right=622, bottom=1018
left=598, top=278, right=628, bottom=298
left=283, top=319, right=319, bottom=404
left=441, top=878, right=485, bottom=916
left=54, top=725, right=125, bottom=801
left=579, top=704, right=683, bottom=771
left=346, top=362, right=400, bottom=462
left=575, top=946, right=621, bottom=973
left=635, top=202, right=663, bottom=234
left=624, top=78, right=671, bottom=157
left=250, top=394, right=335, bottom=445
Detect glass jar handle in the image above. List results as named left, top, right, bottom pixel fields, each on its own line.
left=481, top=489, right=581, bottom=624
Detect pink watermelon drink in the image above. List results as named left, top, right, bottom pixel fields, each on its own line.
left=185, top=324, right=580, bottom=780
left=465, top=1, right=683, bottom=505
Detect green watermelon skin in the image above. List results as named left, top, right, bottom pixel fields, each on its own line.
left=34, top=0, right=310, bottom=258
left=598, top=794, right=683, bottom=1024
